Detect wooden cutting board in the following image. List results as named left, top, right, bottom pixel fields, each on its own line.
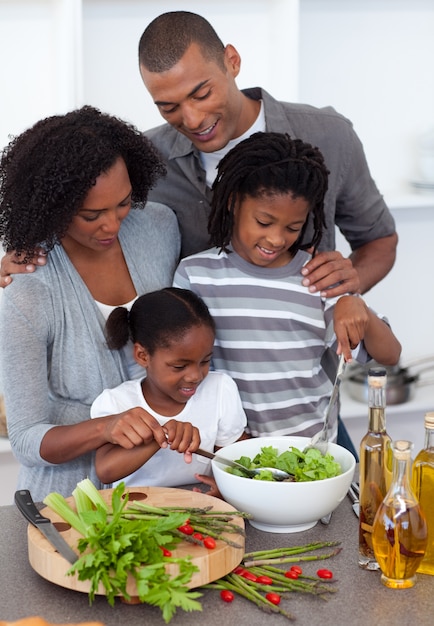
left=26, top=486, right=245, bottom=597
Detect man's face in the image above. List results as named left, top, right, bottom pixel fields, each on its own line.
left=140, top=43, right=253, bottom=153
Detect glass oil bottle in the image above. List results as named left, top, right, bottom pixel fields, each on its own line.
left=412, top=411, right=434, bottom=575
left=358, top=367, right=392, bottom=569
left=372, top=440, right=427, bottom=588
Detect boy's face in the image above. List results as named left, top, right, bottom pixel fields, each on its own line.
left=140, top=43, right=258, bottom=153
left=231, top=192, right=310, bottom=268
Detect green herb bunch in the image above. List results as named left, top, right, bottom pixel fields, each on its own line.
left=44, top=479, right=202, bottom=623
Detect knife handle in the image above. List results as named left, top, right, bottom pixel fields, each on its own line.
left=15, top=489, right=50, bottom=527
left=195, top=447, right=214, bottom=459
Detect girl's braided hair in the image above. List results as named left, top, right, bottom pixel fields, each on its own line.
left=0, top=105, right=166, bottom=261
left=208, top=131, right=329, bottom=256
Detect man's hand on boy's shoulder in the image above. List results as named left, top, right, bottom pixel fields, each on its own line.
left=301, top=250, right=360, bottom=298
left=0, top=249, right=47, bottom=287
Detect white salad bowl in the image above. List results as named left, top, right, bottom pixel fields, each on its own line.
left=212, top=436, right=356, bottom=533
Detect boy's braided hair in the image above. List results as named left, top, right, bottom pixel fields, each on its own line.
left=208, top=131, right=329, bottom=256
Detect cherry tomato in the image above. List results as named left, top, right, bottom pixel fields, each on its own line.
left=232, top=566, right=246, bottom=575
left=240, top=570, right=257, bottom=582
left=290, top=565, right=303, bottom=575
left=203, top=536, right=217, bottom=549
left=265, top=592, right=281, bottom=605
left=193, top=532, right=204, bottom=541
left=159, top=547, right=172, bottom=557
left=317, top=568, right=333, bottom=579
left=284, top=570, right=299, bottom=579
left=220, top=590, right=235, bottom=603
left=177, top=524, right=194, bottom=535
left=256, top=575, right=273, bottom=585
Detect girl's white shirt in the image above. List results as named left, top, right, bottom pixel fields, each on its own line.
left=90, top=371, right=247, bottom=488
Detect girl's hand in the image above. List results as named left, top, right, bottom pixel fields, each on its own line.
left=163, top=419, right=201, bottom=463
left=333, top=295, right=370, bottom=361
left=101, top=407, right=168, bottom=449
left=193, top=473, right=223, bottom=499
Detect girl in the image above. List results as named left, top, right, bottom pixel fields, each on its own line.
left=174, top=132, right=401, bottom=443
left=91, top=287, right=247, bottom=493
left=0, top=106, right=181, bottom=500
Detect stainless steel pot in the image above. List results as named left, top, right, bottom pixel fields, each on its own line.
left=344, top=357, right=434, bottom=405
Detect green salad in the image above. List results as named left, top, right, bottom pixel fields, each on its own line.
left=227, top=445, right=342, bottom=482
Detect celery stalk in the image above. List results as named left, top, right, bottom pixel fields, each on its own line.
left=43, top=492, right=88, bottom=536
left=72, top=485, right=93, bottom=518
left=74, top=478, right=109, bottom=511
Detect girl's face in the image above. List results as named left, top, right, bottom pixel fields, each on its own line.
left=61, top=157, right=132, bottom=254
left=231, top=192, right=310, bottom=268
left=137, top=324, right=215, bottom=414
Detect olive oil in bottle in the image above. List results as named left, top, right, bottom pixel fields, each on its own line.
left=358, top=367, right=392, bottom=570
left=412, top=412, right=434, bottom=575
left=372, top=440, right=427, bottom=589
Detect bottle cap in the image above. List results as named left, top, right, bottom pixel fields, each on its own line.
left=368, top=367, right=387, bottom=388
left=424, top=412, right=434, bottom=428
left=393, top=439, right=413, bottom=460
left=368, top=367, right=387, bottom=377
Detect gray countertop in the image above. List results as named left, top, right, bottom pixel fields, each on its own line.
left=0, top=490, right=432, bottom=626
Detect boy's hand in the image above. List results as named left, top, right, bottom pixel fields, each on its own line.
left=333, top=295, right=370, bottom=361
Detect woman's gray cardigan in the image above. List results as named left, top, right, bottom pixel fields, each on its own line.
left=0, top=203, right=180, bottom=501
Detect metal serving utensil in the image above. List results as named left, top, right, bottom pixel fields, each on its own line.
left=304, top=354, right=346, bottom=455
left=194, top=447, right=293, bottom=481
left=348, top=481, right=360, bottom=518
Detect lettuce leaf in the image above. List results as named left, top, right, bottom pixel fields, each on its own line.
left=226, top=445, right=341, bottom=482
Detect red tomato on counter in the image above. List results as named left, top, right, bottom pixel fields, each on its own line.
left=256, top=575, right=273, bottom=585
left=220, top=590, right=235, bottom=603
left=265, top=592, right=281, bottom=605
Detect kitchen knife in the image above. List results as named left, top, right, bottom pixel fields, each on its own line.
left=15, top=489, right=78, bottom=564
left=347, top=484, right=360, bottom=518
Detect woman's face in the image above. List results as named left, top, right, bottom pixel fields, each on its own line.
left=231, top=191, right=310, bottom=268
left=61, top=157, right=132, bottom=254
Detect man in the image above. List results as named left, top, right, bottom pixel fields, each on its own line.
left=141, top=11, right=397, bottom=299
left=1, top=10, right=397, bottom=300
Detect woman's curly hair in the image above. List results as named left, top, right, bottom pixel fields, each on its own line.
left=0, top=105, right=166, bottom=259
left=208, top=131, right=329, bottom=256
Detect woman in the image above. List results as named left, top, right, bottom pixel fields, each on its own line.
left=0, top=106, right=190, bottom=500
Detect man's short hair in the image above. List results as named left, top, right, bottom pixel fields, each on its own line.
left=138, top=11, right=226, bottom=72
